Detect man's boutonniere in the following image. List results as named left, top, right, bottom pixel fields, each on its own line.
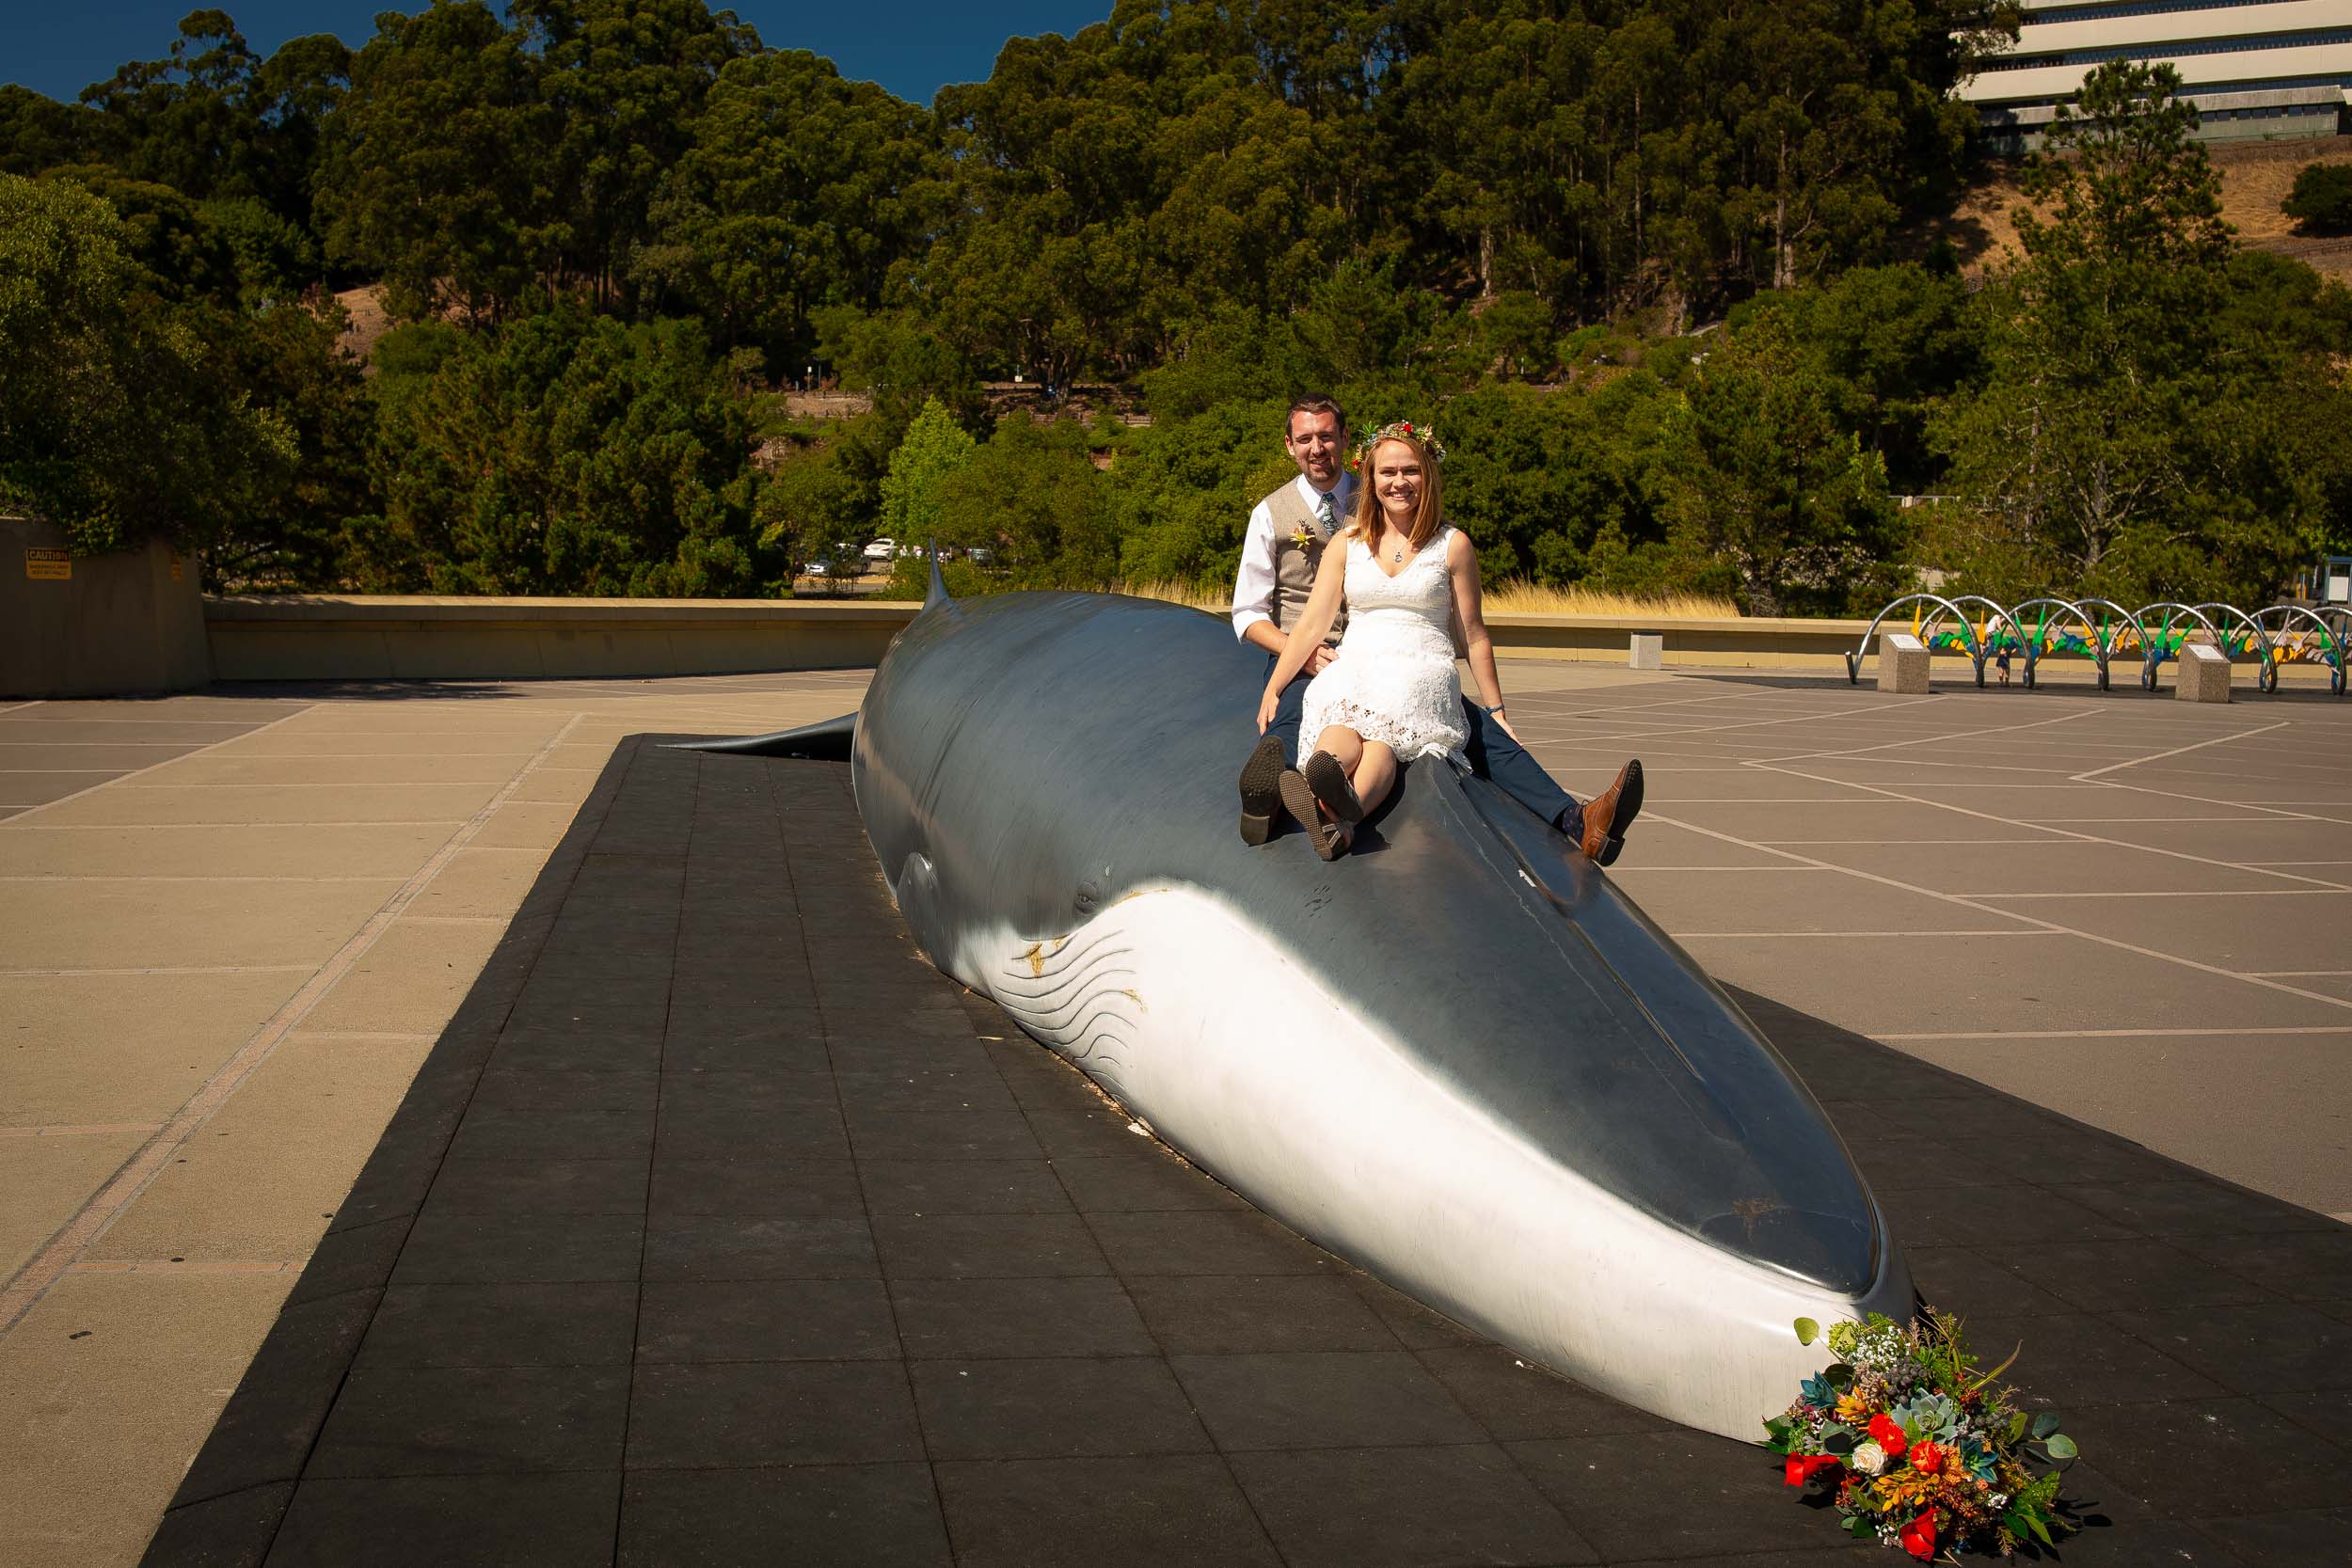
left=1289, top=525, right=1314, bottom=548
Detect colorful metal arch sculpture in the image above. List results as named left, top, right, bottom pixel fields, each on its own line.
left=1848, top=593, right=2346, bottom=696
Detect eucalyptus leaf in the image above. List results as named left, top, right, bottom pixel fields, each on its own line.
left=2042, top=1433, right=2077, bottom=1460
left=2031, top=1412, right=2060, bottom=1438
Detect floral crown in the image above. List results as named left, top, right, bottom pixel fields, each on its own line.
left=1352, top=420, right=1446, bottom=467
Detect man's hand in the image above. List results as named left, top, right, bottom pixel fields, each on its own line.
left=1307, top=645, right=1337, bottom=674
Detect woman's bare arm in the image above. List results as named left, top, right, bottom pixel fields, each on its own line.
left=1258, top=544, right=1349, bottom=731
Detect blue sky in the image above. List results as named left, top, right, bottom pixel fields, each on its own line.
left=4, top=2, right=1114, bottom=105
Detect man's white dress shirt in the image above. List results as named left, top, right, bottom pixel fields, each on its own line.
left=1230, top=471, right=1357, bottom=643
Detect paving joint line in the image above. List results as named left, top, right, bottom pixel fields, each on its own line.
left=1876, top=1025, right=2352, bottom=1040
left=2085, top=777, right=2352, bottom=828
left=1744, top=760, right=2352, bottom=893
left=0, top=964, right=317, bottom=978
left=0, top=1124, right=164, bottom=1139
left=2071, top=719, right=2295, bottom=782
left=1676, top=929, right=2038, bottom=939
left=1643, top=805, right=2352, bottom=1016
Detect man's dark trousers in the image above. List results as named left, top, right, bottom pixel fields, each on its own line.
left=1261, top=654, right=1312, bottom=774
left=1461, top=701, right=1583, bottom=841
left=1262, top=653, right=1583, bottom=840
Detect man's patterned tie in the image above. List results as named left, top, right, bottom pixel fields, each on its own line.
left=1317, top=490, right=1336, bottom=536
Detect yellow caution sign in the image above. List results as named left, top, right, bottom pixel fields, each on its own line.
left=24, top=547, right=72, bottom=580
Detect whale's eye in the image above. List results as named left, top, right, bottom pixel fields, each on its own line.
left=1074, top=879, right=1102, bottom=915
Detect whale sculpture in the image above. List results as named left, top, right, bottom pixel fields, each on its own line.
left=689, top=570, right=1911, bottom=1440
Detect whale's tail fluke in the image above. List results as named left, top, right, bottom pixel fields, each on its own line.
left=664, top=710, right=856, bottom=758
left=925, top=541, right=949, bottom=610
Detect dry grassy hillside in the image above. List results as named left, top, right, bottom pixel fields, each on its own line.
left=330, top=283, right=392, bottom=362
left=1917, top=135, right=2352, bottom=281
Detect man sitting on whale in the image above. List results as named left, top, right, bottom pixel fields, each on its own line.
left=1231, top=391, right=1645, bottom=863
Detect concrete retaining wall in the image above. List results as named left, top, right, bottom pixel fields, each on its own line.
left=204, top=595, right=918, bottom=681
left=2, top=518, right=211, bottom=697
left=1481, top=611, right=1867, bottom=667
left=200, top=594, right=1880, bottom=681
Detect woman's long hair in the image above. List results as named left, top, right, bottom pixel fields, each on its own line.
left=1348, top=433, right=1444, bottom=554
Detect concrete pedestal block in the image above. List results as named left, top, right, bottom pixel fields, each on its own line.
left=1877, top=631, right=1930, bottom=693
left=2, top=517, right=210, bottom=697
left=1629, top=632, right=1663, bottom=672
left=2178, top=642, right=2231, bottom=703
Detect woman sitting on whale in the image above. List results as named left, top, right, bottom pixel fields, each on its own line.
left=1256, top=421, right=1594, bottom=860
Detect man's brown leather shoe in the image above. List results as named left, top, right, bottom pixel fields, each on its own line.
left=1579, top=758, right=1644, bottom=867
left=1237, top=733, right=1288, bottom=845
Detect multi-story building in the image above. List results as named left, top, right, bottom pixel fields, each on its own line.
left=1963, top=0, right=2352, bottom=151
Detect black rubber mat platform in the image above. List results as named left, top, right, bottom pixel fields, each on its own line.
left=141, top=737, right=2352, bottom=1566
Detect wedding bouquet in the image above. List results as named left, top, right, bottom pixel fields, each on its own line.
left=1763, top=1309, right=2076, bottom=1560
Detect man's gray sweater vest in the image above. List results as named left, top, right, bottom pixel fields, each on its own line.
left=1263, top=483, right=1349, bottom=647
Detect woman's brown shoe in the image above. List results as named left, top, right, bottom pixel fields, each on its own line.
left=1579, top=759, right=1644, bottom=867
left=1279, top=770, right=1350, bottom=860
left=1302, top=750, right=1365, bottom=824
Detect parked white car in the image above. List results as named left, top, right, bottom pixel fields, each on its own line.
left=863, top=538, right=895, bottom=564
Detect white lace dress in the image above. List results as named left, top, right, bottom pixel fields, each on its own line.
left=1299, top=526, right=1468, bottom=761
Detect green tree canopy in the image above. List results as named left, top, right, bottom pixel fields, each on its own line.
left=878, top=397, right=979, bottom=551
left=2281, top=163, right=2352, bottom=237
left=360, top=309, right=771, bottom=594
left=1661, top=306, right=1907, bottom=615
left=0, top=173, right=296, bottom=556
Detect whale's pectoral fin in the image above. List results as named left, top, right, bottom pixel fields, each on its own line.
left=665, top=711, right=857, bottom=759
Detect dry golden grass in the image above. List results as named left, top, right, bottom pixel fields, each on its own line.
left=1916, top=135, right=2352, bottom=282
left=1483, top=579, right=1740, bottom=618
left=1119, top=579, right=1232, bottom=611
left=1120, top=578, right=1739, bottom=619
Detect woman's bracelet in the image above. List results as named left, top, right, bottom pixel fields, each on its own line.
left=1478, top=702, right=1505, bottom=715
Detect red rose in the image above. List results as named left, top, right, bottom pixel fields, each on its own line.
left=1910, top=1439, right=1947, bottom=1475
left=1781, top=1454, right=1839, bottom=1487
left=1899, top=1510, right=1937, bottom=1561
left=1867, top=1414, right=1908, bottom=1457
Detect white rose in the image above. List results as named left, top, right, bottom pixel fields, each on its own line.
left=1851, top=1441, right=1887, bottom=1476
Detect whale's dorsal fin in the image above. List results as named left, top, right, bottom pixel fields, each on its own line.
left=666, top=710, right=856, bottom=758
left=925, top=540, right=949, bottom=610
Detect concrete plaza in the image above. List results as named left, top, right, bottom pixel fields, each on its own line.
left=2, top=660, right=2347, bottom=1564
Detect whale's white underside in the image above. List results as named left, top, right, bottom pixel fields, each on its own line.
left=890, top=867, right=1908, bottom=1442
